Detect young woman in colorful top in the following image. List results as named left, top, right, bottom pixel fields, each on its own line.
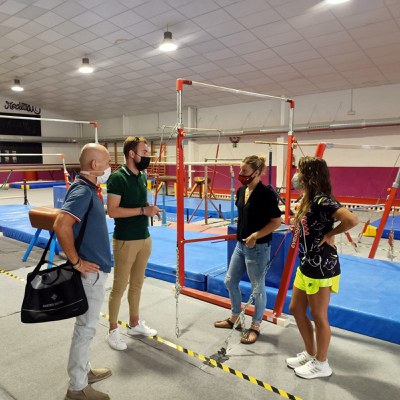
left=286, top=156, right=358, bottom=379
left=214, top=155, right=281, bottom=344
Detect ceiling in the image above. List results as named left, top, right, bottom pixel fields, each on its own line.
left=0, top=0, right=400, bottom=120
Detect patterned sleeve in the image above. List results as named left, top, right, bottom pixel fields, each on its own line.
left=314, top=195, right=341, bottom=218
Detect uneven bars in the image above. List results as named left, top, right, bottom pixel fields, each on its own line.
left=0, top=153, right=64, bottom=156
left=189, top=80, right=292, bottom=102
left=256, top=141, right=400, bottom=150
left=325, top=143, right=400, bottom=151
left=0, top=114, right=99, bottom=143
left=0, top=114, right=94, bottom=125
left=152, top=161, right=240, bottom=166
left=255, top=141, right=318, bottom=146
left=0, top=152, right=71, bottom=188
left=162, top=125, right=222, bottom=132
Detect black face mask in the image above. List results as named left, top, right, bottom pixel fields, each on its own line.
left=135, top=155, right=150, bottom=171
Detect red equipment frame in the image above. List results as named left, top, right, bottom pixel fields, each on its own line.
left=175, top=79, right=296, bottom=325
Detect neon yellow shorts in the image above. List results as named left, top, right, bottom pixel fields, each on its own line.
left=293, top=267, right=340, bottom=295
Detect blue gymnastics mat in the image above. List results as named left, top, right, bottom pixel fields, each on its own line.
left=0, top=205, right=226, bottom=290
left=2, top=205, right=399, bottom=344
left=0, top=204, right=114, bottom=252
left=145, top=226, right=228, bottom=291
left=370, top=215, right=400, bottom=239
left=148, top=193, right=238, bottom=220
left=9, top=180, right=66, bottom=189
left=207, top=254, right=400, bottom=345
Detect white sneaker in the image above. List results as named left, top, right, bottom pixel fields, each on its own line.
left=107, top=328, right=127, bottom=351
left=294, top=359, right=333, bottom=379
left=127, top=320, right=157, bottom=337
left=286, top=350, right=314, bottom=369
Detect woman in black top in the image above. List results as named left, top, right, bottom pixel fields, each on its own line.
left=214, top=155, right=281, bottom=344
left=286, top=156, right=358, bottom=379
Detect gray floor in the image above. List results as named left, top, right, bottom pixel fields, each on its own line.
left=0, top=188, right=399, bottom=400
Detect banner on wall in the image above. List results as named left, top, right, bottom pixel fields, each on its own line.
left=0, top=103, right=43, bottom=164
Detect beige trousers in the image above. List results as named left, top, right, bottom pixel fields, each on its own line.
left=109, top=237, right=152, bottom=324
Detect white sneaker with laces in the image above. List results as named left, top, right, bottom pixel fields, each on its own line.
left=107, top=328, right=127, bottom=351
left=286, top=350, right=315, bottom=369
left=294, top=359, right=333, bottom=379
left=127, top=320, right=157, bottom=337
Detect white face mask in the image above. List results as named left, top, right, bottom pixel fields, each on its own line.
left=80, top=166, right=111, bottom=184
left=291, top=173, right=302, bottom=190
left=97, top=167, right=112, bottom=184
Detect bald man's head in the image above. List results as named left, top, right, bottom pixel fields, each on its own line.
left=79, top=143, right=109, bottom=170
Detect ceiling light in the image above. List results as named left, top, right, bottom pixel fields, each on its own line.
left=326, top=0, right=351, bottom=4
left=159, top=29, right=177, bottom=52
left=11, top=79, right=24, bottom=92
left=78, top=57, right=94, bottom=74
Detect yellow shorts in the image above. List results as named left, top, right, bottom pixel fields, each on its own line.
left=293, top=267, right=340, bottom=295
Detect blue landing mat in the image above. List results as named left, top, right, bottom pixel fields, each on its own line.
left=148, top=194, right=237, bottom=220
left=370, top=215, right=400, bottom=239
left=208, top=254, right=400, bottom=345
left=0, top=205, right=114, bottom=252
left=0, top=205, right=227, bottom=290
left=9, top=180, right=65, bottom=189
left=2, top=205, right=399, bottom=344
left=145, top=227, right=228, bottom=291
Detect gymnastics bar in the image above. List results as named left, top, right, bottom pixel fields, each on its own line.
left=0, top=153, right=71, bottom=188
left=175, top=78, right=296, bottom=326
left=0, top=115, right=99, bottom=143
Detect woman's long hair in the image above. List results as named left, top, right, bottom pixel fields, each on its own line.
left=295, top=156, right=333, bottom=224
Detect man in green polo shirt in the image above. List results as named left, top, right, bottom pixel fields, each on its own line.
left=106, top=136, right=162, bottom=351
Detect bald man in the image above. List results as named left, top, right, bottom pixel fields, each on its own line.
left=54, top=143, right=112, bottom=400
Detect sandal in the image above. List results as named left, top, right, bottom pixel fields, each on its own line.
left=240, top=328, right=260, bottom=344
left=214, top=318, right=242, bottom=331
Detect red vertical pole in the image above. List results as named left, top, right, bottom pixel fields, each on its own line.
left=176, top=79, right=191, bottom=287
left=273, top=226, right=300, bottom=316
left=176, top=128, right=186, bottom=285
left=284, top=135, right=294, bottom=225
left=314, top=143, right=326, bottom=158
left=369, top=168, right=400, bottom=258
left=275, top=141, right=328, bottom=315
left=284, top=100, right=295, bottom=225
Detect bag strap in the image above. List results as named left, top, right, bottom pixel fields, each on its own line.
left=35, top=194, right=94, bottom=271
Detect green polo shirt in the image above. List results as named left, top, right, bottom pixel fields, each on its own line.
left=107, top=164, right=150, bottom=241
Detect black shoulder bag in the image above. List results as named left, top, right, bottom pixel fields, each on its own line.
left=21, top=197, right=93, bottom=323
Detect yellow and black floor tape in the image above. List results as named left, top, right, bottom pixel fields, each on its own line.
left=1, top=269, right=303, bottom=400
left=100, top=312, right=303, bottom=400
left=0, top=269, right=26, bottom=282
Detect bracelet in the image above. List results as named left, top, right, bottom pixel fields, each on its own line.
left=140, top=206, right=145, bottom=215
left=71, top=258, right=80, bottom=267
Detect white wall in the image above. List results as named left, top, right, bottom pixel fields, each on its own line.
left=3, top=82, right=399, bottom=169
left=91, top=82, right=400, bottom=171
